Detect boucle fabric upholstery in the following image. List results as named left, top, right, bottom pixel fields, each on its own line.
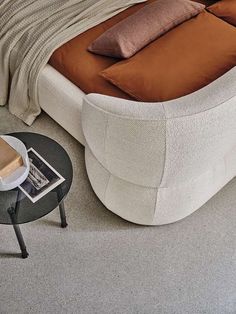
left=82, top=67, right=236, bottom=225
left=38, top=65, right=86, bottom=145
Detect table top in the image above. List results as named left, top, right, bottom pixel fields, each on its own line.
left=0, top=132, right=73, bottom=225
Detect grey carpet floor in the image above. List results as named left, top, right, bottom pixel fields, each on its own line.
left=0, top=107, right=236, bottom=314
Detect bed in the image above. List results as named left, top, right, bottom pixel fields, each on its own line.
left=3, top=0, right=236, bottom=225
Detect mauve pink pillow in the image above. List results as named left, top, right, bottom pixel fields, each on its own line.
left=88, top=0, right=205, bottom=59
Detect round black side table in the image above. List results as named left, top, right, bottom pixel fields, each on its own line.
left=0, top=132, right=73, bottom=258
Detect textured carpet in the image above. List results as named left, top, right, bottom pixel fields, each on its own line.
left=0, top=107, right=236, bottom=314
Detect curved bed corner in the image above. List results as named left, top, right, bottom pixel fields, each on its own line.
left=82, top=67, right=236, bottom=225
left=39, top=65, right=236, bottom=225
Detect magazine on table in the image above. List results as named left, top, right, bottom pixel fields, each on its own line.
left=19, top=148, right=65, bottom=203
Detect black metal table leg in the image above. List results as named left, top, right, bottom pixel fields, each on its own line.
left=59, top=200, right=68, bottom=228
left=57, top=185, right=68, bottom=228
left=8, top=207, right=29, bottom=259
left=12, top=223, right=29, bottom=259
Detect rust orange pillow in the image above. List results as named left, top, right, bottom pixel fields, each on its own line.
left=101, top=11, right=236, bottom=102
left=208, top=0, right=236, bottom=26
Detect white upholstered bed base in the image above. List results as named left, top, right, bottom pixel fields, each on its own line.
left=38, top=65, right=86, bottom=145
left=39, top=64, right=236, bottom=225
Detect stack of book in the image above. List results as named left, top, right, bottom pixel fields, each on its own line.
left=0, top=138, right=23, bottom=178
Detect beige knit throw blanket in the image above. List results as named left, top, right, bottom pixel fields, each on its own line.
left=0, top=0, right=146, bottom=125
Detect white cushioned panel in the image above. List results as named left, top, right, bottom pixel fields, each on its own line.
left=85, top=147, right=157, bottom=225
left=82, top=98, right=166, bottom=187
left=105, top=116, right=166, bottom=187
left=162, top=96, right=236, bottom=187
left=155, top=145, right=236, bottom=224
